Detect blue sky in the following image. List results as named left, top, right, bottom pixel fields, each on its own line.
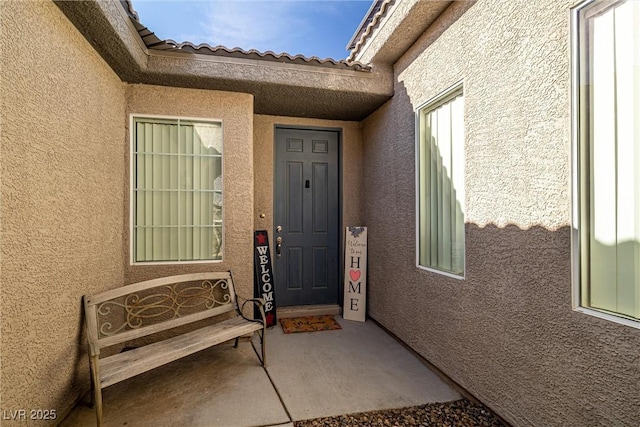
left=130, top=0, right=373, bottom=60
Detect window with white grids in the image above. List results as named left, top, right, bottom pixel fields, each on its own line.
left=417, top=85, right=465, bottom=277
left=573, top=0, right=640, bottom=324
left=132, top=116, right=223, bottom=263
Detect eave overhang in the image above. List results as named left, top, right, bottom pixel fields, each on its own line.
left=348, top=0, right=456, bottom=66
left=54, top=0, right=394, bottom=121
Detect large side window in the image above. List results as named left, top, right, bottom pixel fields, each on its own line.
left=417, top=85, right=465, bottom=276
left=132, top=117, right=223, bottom=263
left=574, top=0, right=640, bottom=322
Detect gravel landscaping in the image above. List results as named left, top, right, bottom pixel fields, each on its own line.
left=294, top=399, right=507, bottom=427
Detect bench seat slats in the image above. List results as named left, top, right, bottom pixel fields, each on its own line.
left=100, top=316, right=263, bottom=388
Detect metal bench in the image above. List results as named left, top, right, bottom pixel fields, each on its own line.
left=83, top=271, right=266, bottom=426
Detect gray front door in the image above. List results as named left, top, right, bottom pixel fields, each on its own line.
left=274, top=128, right=340, bottom=307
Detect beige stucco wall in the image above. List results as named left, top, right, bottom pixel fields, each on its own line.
left=253, top=115, right=363, bottom=293
left=362, top=1, right=640, bottom=426
left=1, top=0, right=126, bottom=423
left=125, top=85, right=255, bottom=300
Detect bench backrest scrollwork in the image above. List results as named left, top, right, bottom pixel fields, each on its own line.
left=84, top=272, right=238, bottom=354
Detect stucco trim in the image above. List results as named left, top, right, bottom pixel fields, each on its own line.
left=116, top=0, right=149, bottom=55
left=54, top=0, right=148, bottom=80
left=350, top=0, right=454, bottom=65
left=147, top=49, right=379, bottom=79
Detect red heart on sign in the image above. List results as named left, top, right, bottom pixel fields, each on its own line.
left=349, top=269, right=361, bottom=281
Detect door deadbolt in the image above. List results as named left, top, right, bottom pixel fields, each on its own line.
left=276, top=225, right=282, bottom=233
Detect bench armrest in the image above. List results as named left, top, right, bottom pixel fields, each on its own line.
left=237, top=296, right=266, bottom=326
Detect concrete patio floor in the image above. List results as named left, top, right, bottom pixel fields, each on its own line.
left=61, top=316, right=460, bottom=427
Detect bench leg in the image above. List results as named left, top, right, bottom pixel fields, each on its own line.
left=260, top=328, right=267, bottom=367
left=89, top=355, right=103, bottom=427
left=88, top=355, right=95, bottom=408
left=94, top=386, right=103, bottom=427
left=234, top=337, right=240, bottom=348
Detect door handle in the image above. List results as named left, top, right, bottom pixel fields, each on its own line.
left=276, top=237, right=282, bottom=258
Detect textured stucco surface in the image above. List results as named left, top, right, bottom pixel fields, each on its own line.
left=1, top=0, right=126, bottom=423
left=55, top=0, right=148, bottom=81
left=353, top=0, right=451, bottom=66
left=143, top=56, right=392, bottom=121
left=125, top=85, right=255, bottom=301
left=361, top=1, right=640, bottom=426
left=253, top=115, right=363, bottom=301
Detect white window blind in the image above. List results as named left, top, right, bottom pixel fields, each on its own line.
left=577, top=1, right=640, bottom=320
left=133, top=117, right=223, bottom=263
left=418, top=87, right=465, bottom=275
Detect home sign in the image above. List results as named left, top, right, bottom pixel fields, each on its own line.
left=343, top=226, right=367, bottom=322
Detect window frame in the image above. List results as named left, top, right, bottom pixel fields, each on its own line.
left=129, top=113, right=225, bottom=266
left=570, top=0, right=640, bottom=329
left=414, top=81, right=466, bottom=279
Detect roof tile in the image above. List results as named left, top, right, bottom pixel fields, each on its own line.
left=347, top=0, right=394, bottom=62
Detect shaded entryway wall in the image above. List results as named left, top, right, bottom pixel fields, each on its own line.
left=1, top=0, right=126, bottom=421
left=124, top=85, right=255, bottom=301
left=360, top=0, right=640, bottom=426
left=253, top=116, right=364, bottom=302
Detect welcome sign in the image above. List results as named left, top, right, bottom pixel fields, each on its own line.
left=343, top=226, right=367, bottom=322
left=254, top=230, right=277, bottom=327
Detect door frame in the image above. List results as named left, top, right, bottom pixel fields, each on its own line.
left=273, top=124, right=344, bottom=306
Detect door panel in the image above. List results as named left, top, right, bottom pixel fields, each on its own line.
left=313, top=162, right=328, bottom=233
left=313, top=247, right=328, bottom=289
left=275, top=128, right=339, bottom=306
left=287, top=162, right=303, bottom=233
left=287, top=247, right=303, bottom=290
